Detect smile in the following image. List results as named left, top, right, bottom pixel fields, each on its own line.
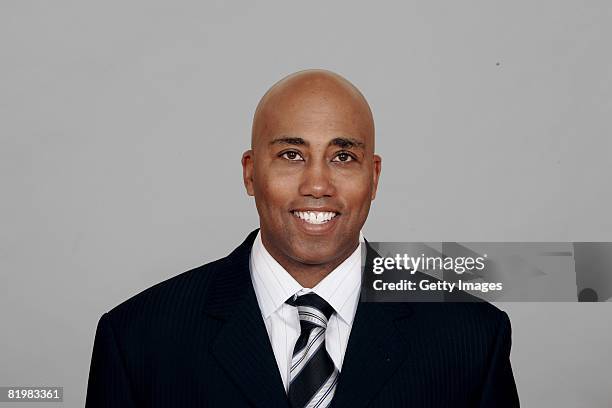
left=291, top=211, right=339, bottom=225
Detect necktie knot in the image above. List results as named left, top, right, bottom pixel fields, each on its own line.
left=286, top=293, right=334, bottom=329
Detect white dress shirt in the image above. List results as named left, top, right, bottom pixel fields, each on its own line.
left=249, top=230, right=363, bottom=392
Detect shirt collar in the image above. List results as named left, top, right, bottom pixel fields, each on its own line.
left=250, top=230, right=363, bottom=326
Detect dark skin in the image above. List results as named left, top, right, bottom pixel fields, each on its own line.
left=242, top=70, right=381, bottom=288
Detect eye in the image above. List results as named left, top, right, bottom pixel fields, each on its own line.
left=332, top=152, right=355, bottom=163
left=279, top=150, right=304, bottom=161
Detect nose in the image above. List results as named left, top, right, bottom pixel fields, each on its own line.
left=298, top=158, right=336, bottom=198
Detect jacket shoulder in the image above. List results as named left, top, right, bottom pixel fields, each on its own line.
left=103, top=256, right=229, bottom=327
left=410, top=300, right=511, bottom=343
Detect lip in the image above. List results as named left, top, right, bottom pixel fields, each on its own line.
left=290, top=207, right=341, bottom=214
left=289, top=209, right=341, bottom=236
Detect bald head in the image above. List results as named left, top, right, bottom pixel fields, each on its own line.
left=251, top=69, right=375, bottom=151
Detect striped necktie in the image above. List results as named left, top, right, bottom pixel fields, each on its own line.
left=286, top=293, right=339, bottom=408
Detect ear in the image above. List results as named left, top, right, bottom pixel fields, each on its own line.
left=370, top=154, right=382, bottom=200
left=241, top=150, right=255, bottom=196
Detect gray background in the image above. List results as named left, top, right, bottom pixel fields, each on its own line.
left=1, top=1, right=611, bottom=406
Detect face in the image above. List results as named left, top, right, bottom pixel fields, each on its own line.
left=242, top=76, right=381, bottom=270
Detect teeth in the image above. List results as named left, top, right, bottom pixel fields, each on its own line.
left=292, top=211, right=338, bottom=225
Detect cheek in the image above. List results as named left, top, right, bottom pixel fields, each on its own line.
left=337, top=175, right=373, bottom=208
left=256, top=174, right=297, bottom=211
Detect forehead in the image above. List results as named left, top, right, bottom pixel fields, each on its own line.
left=252, top=76, right=374, bottom=149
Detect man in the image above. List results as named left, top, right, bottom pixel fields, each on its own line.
left=86, top=70, right=519, bottom=407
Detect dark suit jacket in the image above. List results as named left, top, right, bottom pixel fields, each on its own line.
left=86, top=229, right=519, bottom=407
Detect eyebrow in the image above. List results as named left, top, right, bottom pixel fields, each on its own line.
left=269, top=136, right=365, bottom=149
left=269, top=137, right=307, bottom=146
left=330, top=137, right=365, bottom=149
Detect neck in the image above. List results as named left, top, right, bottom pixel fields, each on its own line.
left=260, top=234, right=359, bottom=288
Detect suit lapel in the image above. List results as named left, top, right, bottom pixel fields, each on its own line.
left=204, top=229, right=290, bottom=408
left=331, top=302, right=413, bottom=408
left=332, top=242, right=415, bottom=408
